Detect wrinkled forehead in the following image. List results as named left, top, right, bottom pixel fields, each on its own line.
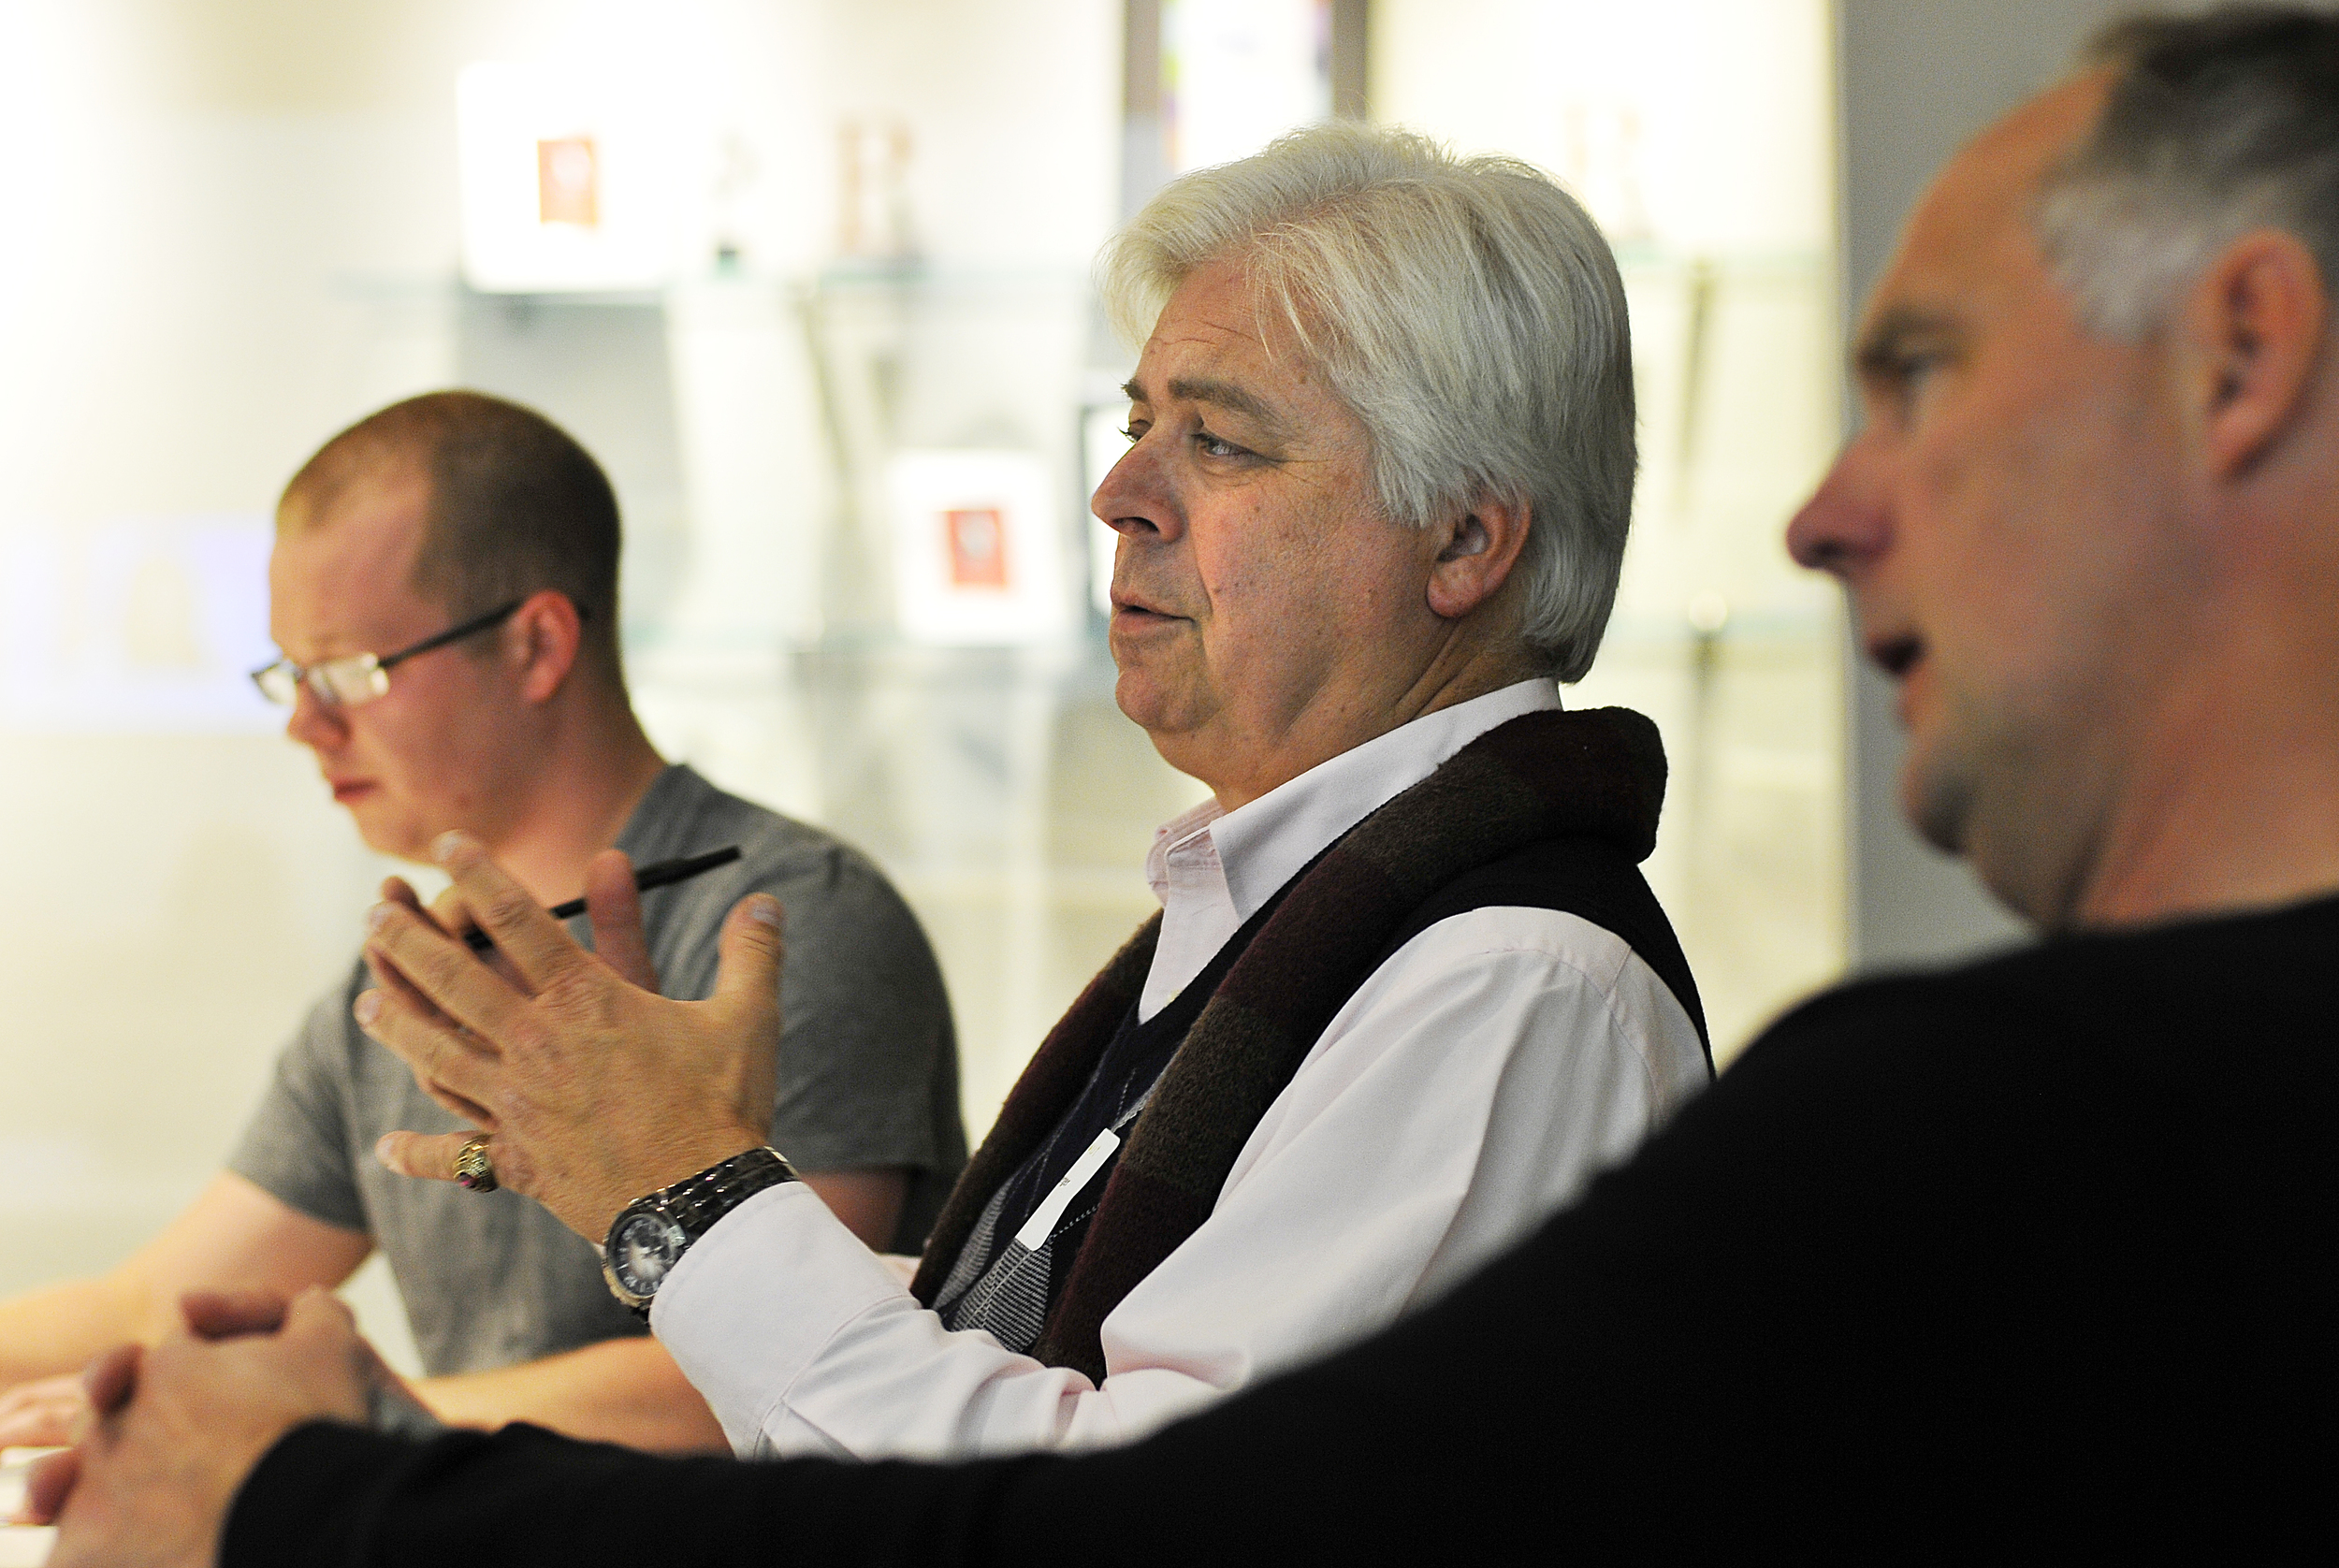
left=1131, top=254, right=1336, bottom=415
left=1148, top=255, right=1299, bottom=356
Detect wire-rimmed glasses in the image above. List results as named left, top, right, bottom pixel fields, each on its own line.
left=249, top=598, right=525, bottom=709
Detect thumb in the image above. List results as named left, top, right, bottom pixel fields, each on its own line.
left=22, top=1446, right=80, bottom=1526
left=280, top=1286, right=358, bottom=1344
left=181, top=1290, right=290, bottom=1341
left=708, top=894, right=785, bottom=1027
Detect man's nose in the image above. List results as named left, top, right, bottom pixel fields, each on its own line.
left=1785, top=444, right=1892, bottom=579
left=283, top=681, right=347, bottom=749
left=1091, top=437, right=1184, bottom=542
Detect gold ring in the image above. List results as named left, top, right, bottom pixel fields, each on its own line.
left=453, top=1134, right=499, bottom=1194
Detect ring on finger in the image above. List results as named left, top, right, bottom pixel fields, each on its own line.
left=453, top=1134, right=499, bottom=1194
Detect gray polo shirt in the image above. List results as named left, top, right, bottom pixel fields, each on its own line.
left=229, top=764, right=965, bottom=1377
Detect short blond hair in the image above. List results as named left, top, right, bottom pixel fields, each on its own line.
left=283, top=390, right=626, bottom=688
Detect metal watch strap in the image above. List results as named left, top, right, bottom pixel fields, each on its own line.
left=657, top=1144, right=798, bottom=1241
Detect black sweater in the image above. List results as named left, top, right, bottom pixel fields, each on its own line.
left=228, top=894, right=2339, bottom=1561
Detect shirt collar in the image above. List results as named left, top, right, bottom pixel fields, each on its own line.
left=1143, top=678, right=1562, bottom=922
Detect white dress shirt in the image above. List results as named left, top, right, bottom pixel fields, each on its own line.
left=656, top=678, right=1708, bottom=1460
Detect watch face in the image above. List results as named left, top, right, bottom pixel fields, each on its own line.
left=610, top=1210, right=690, bottom=1299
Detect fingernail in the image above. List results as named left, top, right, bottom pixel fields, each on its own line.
left=373, top=1134, right=400, bottom=1169
left=748, top=896, right=783, bottom=927
left=354, top=990, right=381, bottom=1026
left=366, top=902, right=391, bottom=933
left=432, top=830, right=472, bottom=865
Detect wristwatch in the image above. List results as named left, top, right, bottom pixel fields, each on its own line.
left=602, top=1145, right=798, bottom=1317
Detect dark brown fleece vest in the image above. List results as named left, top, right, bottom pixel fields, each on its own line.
left=908, top=706, right=1698, bottom=1382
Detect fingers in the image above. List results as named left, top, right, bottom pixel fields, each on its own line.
left=421, top=878, right=475, bottom=940
left=21, top=1445, right=79, bottom=1526
left=375, top=1129, right=487, bottom=1187
left=428, top=832, right=588, bottom=994
left=416, top=1073, right=499, bottom=1130
left=0, top=1375, right=83, bottom=1449
left=180, top=1290, right=290, bottom=1341
left=279, top=1289, right=372, bottom=1426
left=584, top=850, right=660, bottom=992
left=379, top=875, right=426, bottom=919
left=711, top=894, right=786, bottom=1031
left=80, top=1343, right=141, bottom=1421
left=281, top=1285, right=359, bottom=1341
left=356, top=980, right=506, bottom=1111
left=422, top=880, right=531, bottom=992
left=361, top=933, right=464, bottom=1032
left=360, top=901, right=524, bottom=1052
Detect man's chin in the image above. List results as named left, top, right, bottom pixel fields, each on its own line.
left=1899, top=745, right=1974, bottom=858
left=1110, top=664, right=1185, bottom=732
left=343, top=806, right=433, bottom=865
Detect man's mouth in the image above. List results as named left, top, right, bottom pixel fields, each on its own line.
left=1110, top=591, right=1184, bottom=624
left=329, top=778, right=377, bottom=804
left=1869, top=634, right=1924, bottom=680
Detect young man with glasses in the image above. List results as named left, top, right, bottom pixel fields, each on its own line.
left=0, top=391, right=965, bottom=1456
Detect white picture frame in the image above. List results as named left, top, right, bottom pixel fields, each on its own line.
left=887, top=451, right=1073, bottom=646
left=457, top=62, right=706, bottom=294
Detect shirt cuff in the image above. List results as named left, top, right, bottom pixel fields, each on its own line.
left=652, top=1180, right=911, bottom=1454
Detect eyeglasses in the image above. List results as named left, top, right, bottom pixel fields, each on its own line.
left=250, top=599, right=525, bottom=709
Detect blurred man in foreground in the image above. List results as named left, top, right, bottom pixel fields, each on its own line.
left=29, top=5, right=2339, bottom=1561
left=0, top=391, right=964, bottom=1456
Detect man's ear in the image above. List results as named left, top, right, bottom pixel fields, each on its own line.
left=511, top=588, right=583, bottom=704
left=2177, top=227, right=2328, bottom=480
left=1426, top=494, right=1531, bottom=620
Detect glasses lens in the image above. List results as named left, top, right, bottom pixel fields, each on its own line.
left=317, top=656, right=389, bottom=707
left=252, top=661, right=299, bottom=705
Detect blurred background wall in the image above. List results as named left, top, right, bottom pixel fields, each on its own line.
left=0, top=0, right=2156, bottom=1372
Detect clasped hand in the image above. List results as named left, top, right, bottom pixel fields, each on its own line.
left=359, top=832, right=786, bottom=1241
left=22, top=1289, right=386, bottom=1567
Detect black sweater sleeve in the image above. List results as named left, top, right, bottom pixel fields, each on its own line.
left=223, top=919, right=2333, bottom=1562
left=228, top=1420, right=1047, bottom=1567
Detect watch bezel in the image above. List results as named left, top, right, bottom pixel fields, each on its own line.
left=604, top=1205, right=690, bottom=1307
left=600, top=1146, right=800, bottom=1316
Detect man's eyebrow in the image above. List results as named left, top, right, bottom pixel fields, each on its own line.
left=1123, top=375, right=1289, bottom=434
left=1853, top=305, right=1963, bottom=378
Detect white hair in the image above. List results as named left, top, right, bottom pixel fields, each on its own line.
left=1097, top=122, right=1635, bottom=682
left=2036, top=8, right=2339, bottom=341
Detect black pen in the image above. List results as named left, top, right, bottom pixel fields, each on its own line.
left=463, top=846, right=744, bottom=951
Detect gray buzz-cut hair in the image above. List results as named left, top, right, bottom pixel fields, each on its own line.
left=1098, top=122, right=1636, bottom=683
left=2036, top=6, right=2339, bottom=341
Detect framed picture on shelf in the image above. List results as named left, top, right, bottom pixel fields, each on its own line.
left=457, top=63, right=704, bottom=293
left=886, top=451, right=1073, bottom=646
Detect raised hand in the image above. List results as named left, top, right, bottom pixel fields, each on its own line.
left=359, top=832, right=784, bottom=1241
left=371, top=849, right=664, bottom=1131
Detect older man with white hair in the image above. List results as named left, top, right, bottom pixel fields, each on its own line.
left=312, top=119, right=1708, bottom=1464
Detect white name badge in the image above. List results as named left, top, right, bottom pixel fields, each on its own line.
left=1012, top=1128, right=1121, bottom=1250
